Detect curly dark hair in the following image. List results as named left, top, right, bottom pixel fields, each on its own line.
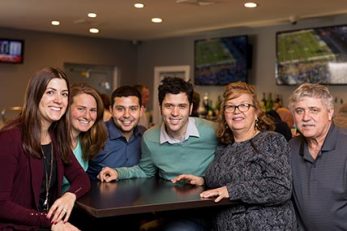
left=158, top=77, right=193, bottom=106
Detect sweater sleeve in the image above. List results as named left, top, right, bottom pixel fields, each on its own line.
left=228, top=133, right=292, bottom=205
left=64, top=150, right=91, bottom=198
left=117, top=137, right=157, bottom=179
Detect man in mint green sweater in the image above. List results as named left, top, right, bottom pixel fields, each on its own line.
left=98, top=77, right=217, bottom=230
left=98, top=77, right=217, bottom=182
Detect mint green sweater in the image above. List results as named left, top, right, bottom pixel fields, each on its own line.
left=116, top=118, right=217, bottom=180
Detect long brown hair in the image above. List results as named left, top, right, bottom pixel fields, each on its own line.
left=2, top=67, right=72, bottom=162
left=69, top=83, right=107, bottom=161
left=217, top=82, right=274, bottom=144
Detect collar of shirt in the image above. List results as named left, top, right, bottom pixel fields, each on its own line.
left=299, top=123, right=337, bottom=161
left=106, top=119, right=143, bottom=140
left=160, top=117, right=200, bottom=144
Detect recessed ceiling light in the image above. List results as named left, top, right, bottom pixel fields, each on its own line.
left=51, top=20, right=60, bottom=26
left=151, top=18, right=163, bottom=23
left=244, top=2, right=258, bottom=8
left=88, top=13, right=97, bottom=18
left=134, top=3, right=145, bottom=8
left=89, top=28, right=99, bottom=34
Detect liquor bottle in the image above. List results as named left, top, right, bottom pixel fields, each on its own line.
left=274, top=94, right=282, bottom=110
left=260, top=92, right=267, bottom=112
left=266, top=93, right=273, bottom=112
left=201, top=93, right=209, bottom=116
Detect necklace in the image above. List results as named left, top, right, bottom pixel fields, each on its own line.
left=41, top=143, right=54, bottom=211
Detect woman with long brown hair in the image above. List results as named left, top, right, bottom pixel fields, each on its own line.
left=62, top=83, right=107, bottom=192
left=0, top=67, right=90, bottom=230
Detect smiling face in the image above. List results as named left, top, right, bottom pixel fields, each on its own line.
left=70, top=93, right=97, bottom=135
left=293, top=96, right=334, bottom=140
left=160, top=92, right=193, bottom=139
left=224, top=93, right=258, bottom=137
left=39, top=78, right=69, bottom=128
left=110, top=96, right=141, bottom=139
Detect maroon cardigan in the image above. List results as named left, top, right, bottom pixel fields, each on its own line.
left=0, top=126, right=90, bottom=230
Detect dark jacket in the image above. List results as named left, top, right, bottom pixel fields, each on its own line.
left=0, top=126, right=90, bottom=230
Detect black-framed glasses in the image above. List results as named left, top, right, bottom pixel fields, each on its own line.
left=224, top=103, right=255, bottom=113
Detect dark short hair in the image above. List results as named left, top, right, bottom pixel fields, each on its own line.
left=111, top=86, right=142, bottom=106
left=158, top=77, right=193, bottom=106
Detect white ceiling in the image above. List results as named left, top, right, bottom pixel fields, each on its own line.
left=1, top=0, right=347, bottom=41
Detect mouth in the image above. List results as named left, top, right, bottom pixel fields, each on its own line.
left=232, top=116, right=244, bottom=121
left=301, top=124, right=314, bottom=128
left=50, top=106, right=62, bottom=111
left=169, top=118, right=181, bottom=125
left=78, top=119, right=90, bottom=125
left=120, top=120, right=133, bottom=126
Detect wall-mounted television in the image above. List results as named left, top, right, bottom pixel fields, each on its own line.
left=0, top=38, right=24, bottom=64
left=194, top=35, right=251, bottom=85
left=276, top=25, right=347, bottom=85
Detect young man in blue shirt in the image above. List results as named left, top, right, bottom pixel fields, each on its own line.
left=87, top=86, right=146, bottom=180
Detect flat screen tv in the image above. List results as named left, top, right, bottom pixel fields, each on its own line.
left=276, top=24, right=347, bottom=85
left=0, top=38, right=24, bottom=64
left=194, top=35, right=251, bottom=85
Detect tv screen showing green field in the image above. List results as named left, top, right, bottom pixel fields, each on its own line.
left=194, top=35, right=250, bottom=85
left=276, top=25, right=347, bottom=85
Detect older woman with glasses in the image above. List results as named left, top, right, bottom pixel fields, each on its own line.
left=172, top=82, right=296, bottom=230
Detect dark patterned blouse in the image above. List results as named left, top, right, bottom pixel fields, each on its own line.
left=205, top=131, right=297, bottom=231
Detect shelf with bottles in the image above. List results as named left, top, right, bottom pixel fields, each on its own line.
left=198, top=93, right=222, bottom=121
left=260, top=92, right=283, bottom=112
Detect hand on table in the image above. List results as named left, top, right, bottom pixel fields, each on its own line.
left=200, top=186, right=229, bottom=203
left=47, top=192, right=76, bottom=224
left=171, top=174, right=204, bottom=186
left=51, top=220, right=80, bottom=231
left=97, top=166, right=118, bottom=182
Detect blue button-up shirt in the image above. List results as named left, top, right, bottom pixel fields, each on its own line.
left=87, top=119, right=146, bottom=180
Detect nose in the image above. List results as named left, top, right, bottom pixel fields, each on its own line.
left=171, top=106, right=179, bottom=116
left=233, top=106, right=241, bottom=113
left=302, top=110, right=311, bottom=121
left=123, top=108, right=130, bottom=118
left=84, top=110, right=91, bottom=120
left=53, top=93, right=63, bottom=103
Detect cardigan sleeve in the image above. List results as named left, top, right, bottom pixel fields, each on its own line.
left=63, top=149, right=91, bottom=198
left=0, top=128, right=52, bottom=228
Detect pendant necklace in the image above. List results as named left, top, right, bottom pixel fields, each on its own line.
left=42, top=143, right=54, bottom=211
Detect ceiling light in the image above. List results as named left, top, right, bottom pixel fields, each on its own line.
left=244, top=2, right=258, bottom=8
left=89, top=28, right=99, bottom=34
left=151, top=18, right=163, bottom=23
left=88, top=13, right=97, bottom=18
left=51, top=20, right=60, bottom=26
left=134, top=3, right=145, bottom=8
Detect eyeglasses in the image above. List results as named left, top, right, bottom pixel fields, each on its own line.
left=224, top=103, right=255, bottom=113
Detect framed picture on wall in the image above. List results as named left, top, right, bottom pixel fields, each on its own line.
left=276, top=24, right=347, bottom=85
left=152, top=65, right=190, bottom=125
